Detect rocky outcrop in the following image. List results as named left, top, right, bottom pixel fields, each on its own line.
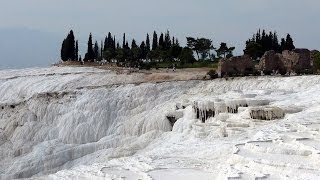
left=259, top=49, right=313, bottom=74
left=217, top=55, right=253, bottom=77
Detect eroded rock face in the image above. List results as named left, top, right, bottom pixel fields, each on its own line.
left=217, top=55, right=253, bottom=77
left=259, top=49, right=313, bottom=74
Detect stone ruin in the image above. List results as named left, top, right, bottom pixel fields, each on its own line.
left=258, top=49, right=314, bottom=74
left=311, top=50, right=320, bottom=70
left=216, top=55, right=254, bottom=77
left=217, top=48, right=318, bottom=77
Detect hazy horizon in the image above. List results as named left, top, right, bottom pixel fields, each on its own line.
left=0, top=0, right=319, bottom=68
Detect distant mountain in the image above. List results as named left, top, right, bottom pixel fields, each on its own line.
left=0, top=28, right=60, bottom=69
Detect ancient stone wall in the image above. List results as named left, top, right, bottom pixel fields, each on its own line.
left=258, top=50, right=286, bottom=74
left=217, top=55, right=253, bottom=77
left=259, top=49, right=312, bottom=74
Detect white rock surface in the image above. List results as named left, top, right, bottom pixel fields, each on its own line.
left=0, top=67, right=320, bottom=179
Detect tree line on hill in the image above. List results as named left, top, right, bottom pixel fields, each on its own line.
left=60, top=29, right=297, bottom=68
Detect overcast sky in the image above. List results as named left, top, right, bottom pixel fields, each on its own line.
left=0, top=0, right=319, bottom=68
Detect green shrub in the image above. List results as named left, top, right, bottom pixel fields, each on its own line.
left=207, top=69, right=217, bottom=79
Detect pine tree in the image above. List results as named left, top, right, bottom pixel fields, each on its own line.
left=152, top=31, right=158, bottom=50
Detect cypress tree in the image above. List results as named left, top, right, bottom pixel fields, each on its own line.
left=146, top=34, right=151, bottom=51
left=67, top=30, right=76, bottom=60
left=159, top=33, right=164, bottom=49
left=140, top=41, right=147, bottom=59
left=60, top=30, right=77, bottom=61
left=280, top=38, right=286, bottom=52
left=84, top=33, right=95, bottom=61
left=100, top=40, right=103, bottom=60
left=75, top=40, right=79, bottom=61
left=104, top=36, right=108, bottom=51
left=94, top=41, right=99, bottom=60
left=131, top=39, right=138, bottom=49
left=152, top=31, right=158, bottom=50
left=285, top=34, right=295, bottom=51
left=164, top=30, right=171, bottom=50
left=107, top=32, right=113, bottom=49
left=61, top=39, right=68, bottom=61
left=122, top=33, right=126, bottom=48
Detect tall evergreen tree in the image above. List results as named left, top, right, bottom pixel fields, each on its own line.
left=94, top=41, right=99, bottom=60
left=131, top=39, right=138, bottom=49
left=84, top=33, right=95, bottom=61
left=113, top=36, right=116, bottom=50
left=103, top=36, right=108, bottom=51
left=61, top=39, right=67, bottom=61
left=146, top=34, right=151, bottom=51
left=285, top=34, right=295, bottom=51
left=68, top=30, right=76, bottom=60
left=140, top=41, right=147, bottom=59
left=75, top=40, right=79, bottom=61
left=159, top=33, right=164, bottom=49
left=107, top=32, right=113, bottom=49
left=60, top=30, right=76, bottom=61
left=280, top=38, right=286, bottom=52
left=152, top=31, right=158, bottom=50
left=122, top=33, right=126, bottom=48
left=164, top=30, right=171, bottom=50
left=100, top=41, right=103, bottom=60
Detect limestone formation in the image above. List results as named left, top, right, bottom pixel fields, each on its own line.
left=217, top=55, right=253, bottom=77
left=249, top=106, right=285, bottom=120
